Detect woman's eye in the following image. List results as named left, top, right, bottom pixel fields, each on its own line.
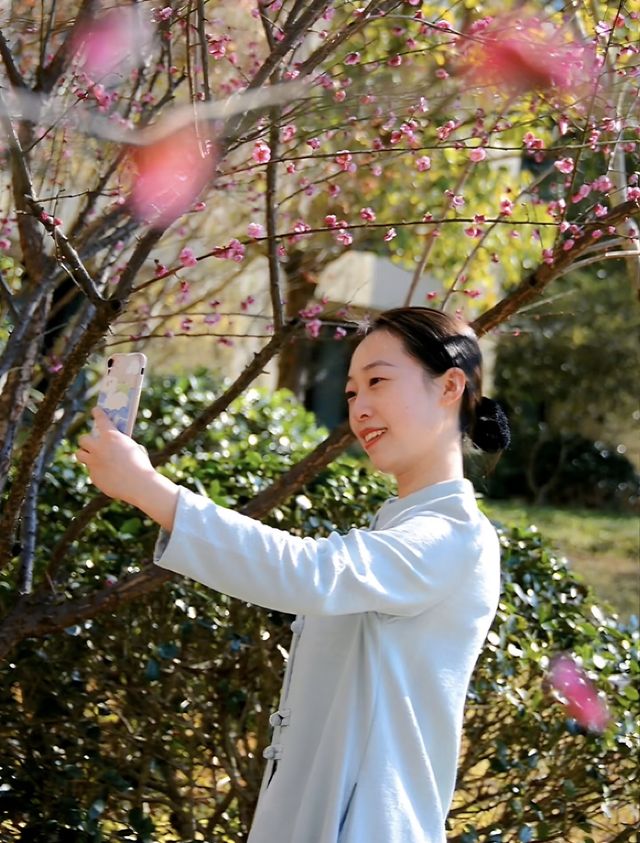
left=345, top=391, right=356, bottom=401
left=369, top=377, right=384, bottom=386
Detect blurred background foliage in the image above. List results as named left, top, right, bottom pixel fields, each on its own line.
left=481, top=261, right=639, bottom=512
left=0, top=377, right=637, bottom=841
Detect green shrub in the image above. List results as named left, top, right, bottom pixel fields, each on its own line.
left=0, top=375, right=637, bottom=841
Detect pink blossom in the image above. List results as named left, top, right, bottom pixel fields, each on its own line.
left=334, top=327, right=347, bottom=340
left=542, top=248, right=555, bottom=265
left=156, top=7, right=173, bottom=21
left=523, top=132, right=544, bottom=149
left=464, top=226, right=483, bottom=238
left=241, top=295, right=255, bottom=311
left=594, top=203, right=608, bottom=217
left=389, top=130, right=403, bottom=145
left=281, top=125, right=296, bottom=143
left=554, top=158, right=575, bottom=174
left=307, top=137, right=321, bottom=150
left=384, top=228, right=397, bottom=241
left=335, top=150, right=353, bottom=171
left=558, top=116, right=570, bottom=136
left=560, top=221, right=570, bottom=232
left=180, top=318, right=193, bottom=331
left=213, top=239, right=245, bottom=262
left=179, top=247, right=198, bottom=267
left=344, top=52, right=360, bottom=65
left=0, top=237, right=10, bottom=250
left=328, top=183, right=341, bottom=198
left=208, top=40, right=227, bottom=60
left=450, top=194, right=465, bottom=209
left=305, top=319, right=322, bottom=339
left=252, top=140, right=272, bottom=164
left=204, top=313, right=221, bottom=326
left=562, top=238, right=575, bottom=251
left=335, top=230, right=353, bottom=246
left=469, top=147, right=487, bottom=163
left=334, top=89, right=346, bottom=102
left=592, top=175, right=613, bottom=192
left=300, top=303, right=324, bottom=319
left=247, top=222, right=265, bottom=239
left=435, top=68, right=449, bottom=80
left=360, top=207, right=376, bottom=223
left=499, top=198, right=514, bottom=216
left=388, top=55, right=402, bottom=67
left=325, top=215, right=338, bottom=228
left=286, top=162, right=297, bottom=174
left=628, top=187, right=640, bottom=201
left=591, top=229, right=603, bottom=239
left=193, top=201, right=206, bottom=212
left=572, top=184, right=591, bottom=203
left=436, top=120, right=458, bottom=141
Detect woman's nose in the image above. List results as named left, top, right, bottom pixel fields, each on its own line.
left=350, top=394, right=371, bottom=420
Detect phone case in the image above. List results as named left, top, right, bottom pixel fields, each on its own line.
left=96, top=352, right=147, bottom=436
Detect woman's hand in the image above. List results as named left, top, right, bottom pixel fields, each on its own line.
left=76, top=407, right=179, bottom=531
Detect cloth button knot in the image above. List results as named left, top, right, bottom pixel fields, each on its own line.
left=290, top=617, right=305, bottom=635
left=269, top=707, right=291, bottom=728
left=263, top=743, right=283, bottom=761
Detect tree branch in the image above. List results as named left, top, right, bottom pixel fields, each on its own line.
left=0, top=418, right=354, bottom=658
left=25, top=195, right=104, bottom=306
left=472, top=199, right=640, bottom=337
left=0, top=299, right=122, bottom=569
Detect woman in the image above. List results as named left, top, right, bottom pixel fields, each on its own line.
left=77, top=306, right=510, bottom=843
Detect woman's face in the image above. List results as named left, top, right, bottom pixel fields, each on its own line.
left=346, top=329, right=464, bottom=493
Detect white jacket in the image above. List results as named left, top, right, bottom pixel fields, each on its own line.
left=155, top=478, right=501, bottom=842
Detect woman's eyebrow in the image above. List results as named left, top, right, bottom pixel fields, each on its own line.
left=345, top=360, right=397, bottom=382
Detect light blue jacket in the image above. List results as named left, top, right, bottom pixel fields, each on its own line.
left=155, top=478, right=500, bottom=842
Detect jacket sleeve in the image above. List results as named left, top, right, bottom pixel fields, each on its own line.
left=154, top=485, right=481, bottom=617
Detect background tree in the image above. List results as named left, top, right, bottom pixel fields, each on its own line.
left=0, top=0, right=637, bottom=683
left=0, top=0, right=638, bottom=836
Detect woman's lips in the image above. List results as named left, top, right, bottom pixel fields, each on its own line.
left=362, top=429, right=386, bottom=450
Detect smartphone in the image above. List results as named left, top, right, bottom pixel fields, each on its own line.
left=96, top=352, right=147, bottom=436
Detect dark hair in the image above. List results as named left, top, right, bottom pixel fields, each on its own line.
left=365, top=307, right=510, bottom=453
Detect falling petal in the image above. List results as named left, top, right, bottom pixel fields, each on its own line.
left=72, top=6, right=154, bottom=80
left=127, top=125, right=217, bottom=227
left=548, top=654, right=611, bottom=733
left=457, top=13, right=596, bottom=96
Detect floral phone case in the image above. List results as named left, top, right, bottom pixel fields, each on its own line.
left=96, top=353, right=147, bottom=436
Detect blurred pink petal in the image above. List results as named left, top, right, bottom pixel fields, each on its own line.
left=127, top=125, right=217, bottom=227
left=549, top=654, right=611, bottom=733
left=457, top=13, right=596, bottom=96
left=72, top=7, right=154, bottom=79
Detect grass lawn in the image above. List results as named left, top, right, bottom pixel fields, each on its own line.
left=480, top=499, right=639, bottom=623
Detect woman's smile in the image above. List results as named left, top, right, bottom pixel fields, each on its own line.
left=361, top=427, right=387, bottom=450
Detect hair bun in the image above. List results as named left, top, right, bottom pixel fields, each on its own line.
left=472, top=397, right=511, bottom=453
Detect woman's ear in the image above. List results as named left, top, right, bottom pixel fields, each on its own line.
left=440, top=367, right=467, bottom=406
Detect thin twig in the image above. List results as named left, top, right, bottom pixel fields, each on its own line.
left=266, top=111, right=284, bottom=330
left=196, top=0, right=211, bottom=103
left=553, top=249, right=640, bottom=279
left=25, top=195, right=104, bottom=306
